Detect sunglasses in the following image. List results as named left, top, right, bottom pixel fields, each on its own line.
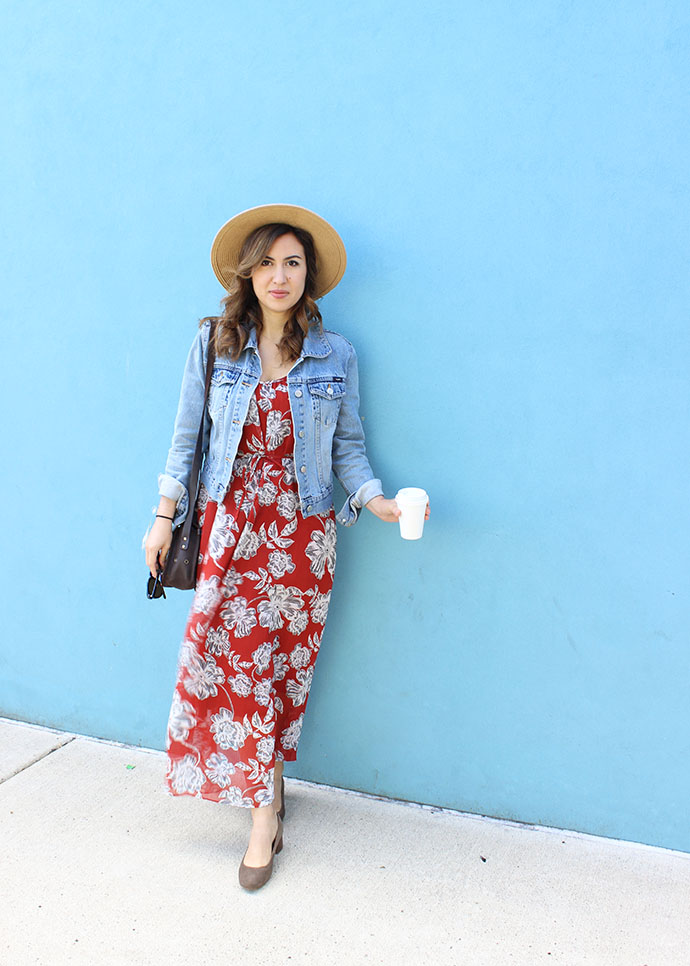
left=146, top=561, right=167, bottom=600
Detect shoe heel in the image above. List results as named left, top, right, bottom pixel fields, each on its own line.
left=277, top=774, right=286, bottom=821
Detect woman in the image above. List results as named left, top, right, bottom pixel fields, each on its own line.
left=145, top=204, right=428, bottom=890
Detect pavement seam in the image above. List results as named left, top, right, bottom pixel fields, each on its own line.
left=0, top=735, right=77, bottom=785
left=3, top=719, right=690, bottom=859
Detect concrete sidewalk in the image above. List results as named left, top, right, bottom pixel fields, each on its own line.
left=1, top=717, right=689, bottom=966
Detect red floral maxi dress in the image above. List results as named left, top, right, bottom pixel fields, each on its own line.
left=165, top=376, right=336, bottom=807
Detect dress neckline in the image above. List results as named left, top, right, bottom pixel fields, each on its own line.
left=258, top=375, right=288, bottom=385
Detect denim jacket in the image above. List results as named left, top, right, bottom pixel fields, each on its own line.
left=158, top=320, right=383, bottom=528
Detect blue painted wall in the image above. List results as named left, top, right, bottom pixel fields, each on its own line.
left=2, top=1, right=689, bottom=851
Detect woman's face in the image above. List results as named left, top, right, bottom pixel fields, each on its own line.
left=251, top=232, right=307, bottom=322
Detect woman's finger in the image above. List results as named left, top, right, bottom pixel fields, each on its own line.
left=148, top=548, right=159, bottom=578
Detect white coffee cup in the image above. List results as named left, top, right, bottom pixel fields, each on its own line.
left=395, top=487, right=429, bottom=540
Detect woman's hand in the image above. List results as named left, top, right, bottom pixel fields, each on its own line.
left=145, top=517, right=174, bottom=578
left=365, top=494, right=430, bottom=523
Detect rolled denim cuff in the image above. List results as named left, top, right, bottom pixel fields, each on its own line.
left=157, top=473, right=189, bottom=527
left=336, top=477, right=383, bottom=527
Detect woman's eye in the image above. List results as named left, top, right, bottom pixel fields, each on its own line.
left=261, top=259, right=272, bottom=266
left=287, top=260, right=300, bottom=267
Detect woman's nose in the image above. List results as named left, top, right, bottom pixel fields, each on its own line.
left=272, top=263, right=287, bottom=282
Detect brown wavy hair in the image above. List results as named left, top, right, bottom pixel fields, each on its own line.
left=200, top=223, right=323, bottom=361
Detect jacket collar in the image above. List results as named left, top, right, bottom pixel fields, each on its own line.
left=301, top=324, right=332, bottom=358
left=245, top=323, right=331, bottom=359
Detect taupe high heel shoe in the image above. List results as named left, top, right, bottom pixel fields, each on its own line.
left=238, top=815, right=283, bottom=891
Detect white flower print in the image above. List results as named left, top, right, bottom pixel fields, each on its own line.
left=206, top=625, right=231, bottom=656
left=274, top=695, right=284, bottom=715
left=197, top=483, right=210, bottom=513
left=257, top=584, right=305, bottom=631
left=257, top=381, right=277, bottom=411
left=255, top=785, right=275, bottom=806
left=272, top=653, right=289, bottom=681
left=286, top=667, right=314, bottom=707
left=244, top=758, right=266, bottom=785
left=254, top=737, right=274, bottom=766
left=257, top=598, right=282, bottom=632
left=169, top=754, right=205, bottom=795
left=228, top=672, right=253, bottom=697
left=281, top=714, right=304, bottom=751
left=258, top=480, right=278, bottom=506
left=253, top=679, right=272, bottom=707
left=246, top=432, right=264, bottom=454
left=205, top=752, right=236, bottom=787
left=219, top=786, right=253, bottom=806
left=249, top=706, right=276, bottom=738
left=222, top=567, right=244, bottom=598
left=279, top=586, right=305, bottom=621
left=289, top=645, right=311, bottom=670
left=282, top=457, right=296, bottom=485
left=288, top=610, right=309, bottom=636
left=235, top=525, right=261, bottom=560
left=208, top=505, right=238, bottom=562
left=177, top=639, right=197, bottom=672
left=211, top=708, right=248, bottom=750
left=168, top=692, right=196, bottom=742
left=245, top=395, right=260, bottom=426
left=235, top=478, right=260, bottom=517
left=251, top=642, right=273, bottom=674
left=192, top=575, right=222, bottom=617
left=266, top=409, right=291, bottom=449
left=184, top=617, right=214, bottom=653
left=221, top=596, right=258, bottom=637
left=267, top=519, right=294, bottom=550
left=276, top=490, right=299, bottom=520
left=183, top=652, right=225, bottom=700
left=267, top=549, right=295, bottom=579
left=231, top=453, right=252, bottom=477
left=305, top=519, right=337, bottom=578
left=310, top=589, right=331, bottom=625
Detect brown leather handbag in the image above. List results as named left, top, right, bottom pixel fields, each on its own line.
left=161, top=324, right=216, bottom=590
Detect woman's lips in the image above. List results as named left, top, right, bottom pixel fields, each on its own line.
left=269, top=290, right=289, bottom=298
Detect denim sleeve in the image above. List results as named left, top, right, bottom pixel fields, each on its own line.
left=332, top=344, right=383, bottom=526
left=157, top=321, right=211, bottom=527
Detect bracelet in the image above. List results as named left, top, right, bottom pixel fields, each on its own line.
left=156, top=514, right=174, bottom=521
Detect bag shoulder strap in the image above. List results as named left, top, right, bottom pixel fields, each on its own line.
left=178, top=321, right=217, bottom=544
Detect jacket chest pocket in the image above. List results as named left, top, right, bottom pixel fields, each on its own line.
left=208, top=368, right=242, bottom=418
left=308, top=379, right=346, bottom=427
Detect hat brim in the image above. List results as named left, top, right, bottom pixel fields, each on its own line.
left=210, top=204, right=347, bottom=299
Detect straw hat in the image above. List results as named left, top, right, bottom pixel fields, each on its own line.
left=210, top=204, right=347, bottom=298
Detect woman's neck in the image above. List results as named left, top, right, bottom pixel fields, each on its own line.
left=259, top=309, right=289, bottom=344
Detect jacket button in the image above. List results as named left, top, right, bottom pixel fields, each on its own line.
left=307, top=505, right=313, bottom=512
left=298, top=430, right=304, bottom=438
left=300, top=465, right=306, bottom=474
left=295, top=389, right=303, bottom=398
left=327, top=386, right=333, bottom=395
